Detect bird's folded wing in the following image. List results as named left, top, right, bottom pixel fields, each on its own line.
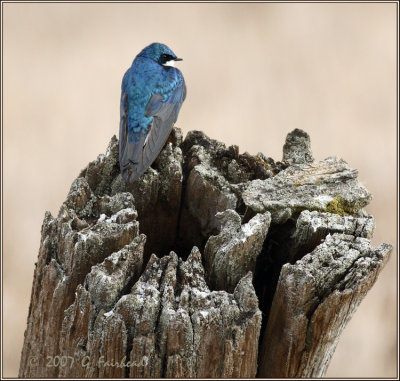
left=119, top=81, right=186, bottom=183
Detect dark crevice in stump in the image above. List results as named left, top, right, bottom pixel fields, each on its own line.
left=254, top=219, right=297, bottom=331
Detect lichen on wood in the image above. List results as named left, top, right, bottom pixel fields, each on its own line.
left=19, top=127, right=392, bottom=378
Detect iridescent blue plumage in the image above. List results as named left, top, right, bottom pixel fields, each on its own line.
left=119, top=42, right=186, bottom=182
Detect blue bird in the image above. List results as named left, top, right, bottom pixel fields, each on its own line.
left=119, top=42, right=186, bottom=182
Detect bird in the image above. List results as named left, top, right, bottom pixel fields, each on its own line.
left=119, top=42, right=186, bottom=183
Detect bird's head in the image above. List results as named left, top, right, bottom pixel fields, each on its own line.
left=138, top=42, right=182, bottom=67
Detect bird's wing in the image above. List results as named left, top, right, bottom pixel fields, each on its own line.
left=119, top=79, right=186, bottom=183
left=119, top=92, right=129, bottom=173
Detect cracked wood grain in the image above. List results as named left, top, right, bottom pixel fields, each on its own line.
left=19, top=128, right=392, bottom=378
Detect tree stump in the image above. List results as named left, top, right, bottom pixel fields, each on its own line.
left=19, top=128, right=392, bottom=378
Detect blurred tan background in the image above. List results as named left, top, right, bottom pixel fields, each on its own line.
left=3, top=3, right=397, bottom=378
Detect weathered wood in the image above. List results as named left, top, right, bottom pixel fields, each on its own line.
left=204, top=209, right=271, bottom=293
left=19, top=128, right=392, bottom=378
left=258, top=233, right=391, bottom=377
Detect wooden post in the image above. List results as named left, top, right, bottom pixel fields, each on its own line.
left=19, top=128, right=392, bottom=378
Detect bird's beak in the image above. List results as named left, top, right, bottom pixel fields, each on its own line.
left=163, top=57, right=183, bottom=68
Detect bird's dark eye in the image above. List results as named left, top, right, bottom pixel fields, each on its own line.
left=159, top=54, right=174, bottom=64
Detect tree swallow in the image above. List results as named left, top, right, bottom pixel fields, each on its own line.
left=119, top=42, right=186, bottom=182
